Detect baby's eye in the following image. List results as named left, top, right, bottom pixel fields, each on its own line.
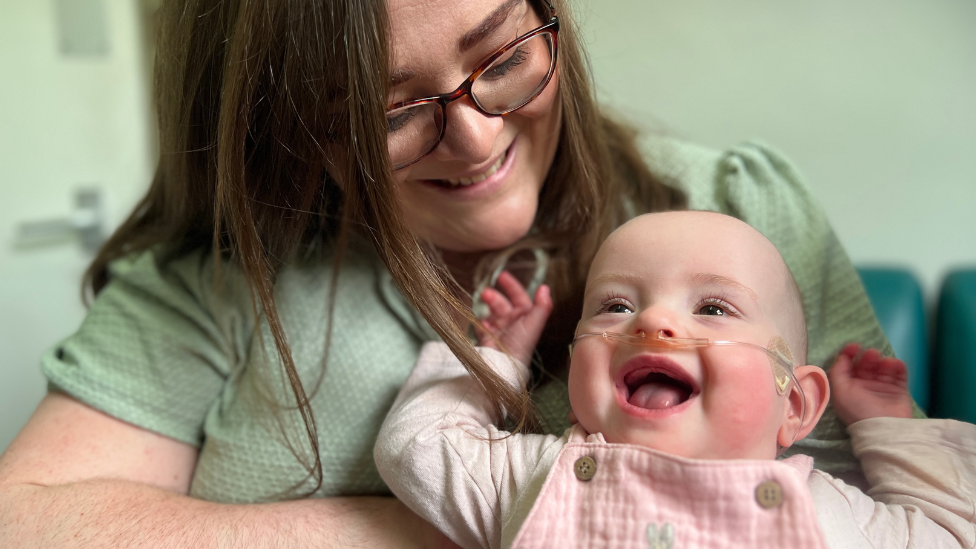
left=597, top=296, right=635, bottom=315
left=697, top=304, right=726, bottom=316
left=606, top=303, right=633, bottom=314
left=694, top=298, right=740, bottom=317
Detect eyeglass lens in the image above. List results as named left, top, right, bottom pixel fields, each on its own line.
left=387, top=31, right=555, bottom=169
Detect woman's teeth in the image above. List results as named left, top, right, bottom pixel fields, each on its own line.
left=442, top=151, right=506, bottom=187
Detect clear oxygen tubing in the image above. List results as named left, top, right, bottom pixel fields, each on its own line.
left=472, top=247, right=549, bottom=320
left=571, top=330, right=807, bottom=448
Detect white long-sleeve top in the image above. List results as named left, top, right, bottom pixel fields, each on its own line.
left=375, top=342, right=976, bottom=549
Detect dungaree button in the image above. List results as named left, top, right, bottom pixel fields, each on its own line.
left=574, top=456, right=597, bottom=481
left=755, top=480, right=784, bottom=508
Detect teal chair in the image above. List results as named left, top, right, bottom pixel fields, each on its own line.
left=930, top=269, right=976, bottom=422
left=856, top=268, right=929, bottom=411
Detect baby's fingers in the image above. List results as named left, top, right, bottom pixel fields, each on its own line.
left=480, top=287, right=514, bottom=326
left=877, top=357, right=909, bottom=388
left=851, top=348, right=909, bottom=388
left=515, top=284, right=553, bottom=345
left=852, top=348, right=883, bottom=379
left=839, top=342, right=861, bottom=360
left=495, top=271, right=534, bottom=314
left=529, top=284, right=553, bottom=319
left=828, top=349, right=854, bottom=384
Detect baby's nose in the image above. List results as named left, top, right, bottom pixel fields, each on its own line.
left=637, top=328, right=674, bottom=339
left=632, top=304, right=681, bottom=339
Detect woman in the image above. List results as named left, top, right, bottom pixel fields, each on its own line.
left=0, top=0, right=896, bottom=546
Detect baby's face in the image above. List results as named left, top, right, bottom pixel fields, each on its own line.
left=569, top=211, right=800, bottom=460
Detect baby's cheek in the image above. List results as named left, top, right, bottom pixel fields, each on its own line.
left=719, top=402, right=772, bottom=442
left=711, top=372, right=782, bottom=456
left=567, top=359, right=605, bottom=432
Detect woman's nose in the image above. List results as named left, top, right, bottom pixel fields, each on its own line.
left=433, top=96, right=504, bottom=164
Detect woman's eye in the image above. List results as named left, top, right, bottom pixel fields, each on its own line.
left=386, top=109, right=416, bottom=133
left=482, top=46, right=529, bottom=80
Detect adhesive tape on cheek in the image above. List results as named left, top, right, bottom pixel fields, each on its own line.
left=767, top=336, right=794, bottom=396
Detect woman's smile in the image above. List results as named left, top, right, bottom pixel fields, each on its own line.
left=417, top=138, right=517, bottom=199
left=438, top=141, right=510, bottom=187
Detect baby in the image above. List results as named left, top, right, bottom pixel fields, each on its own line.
left=375, top=211, right=976, bottom=549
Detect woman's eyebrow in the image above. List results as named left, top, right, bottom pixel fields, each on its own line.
left=390, top=68, right=414, bottom=87
left=389, top=0, right=524, bottom=89
left=458, top=0, right=524, bottom=54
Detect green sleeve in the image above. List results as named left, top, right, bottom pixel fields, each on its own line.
left=41, top=250, right=250, bottom=447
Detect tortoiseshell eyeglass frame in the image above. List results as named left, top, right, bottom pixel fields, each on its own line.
left=386, top=0, right=560, bottom=170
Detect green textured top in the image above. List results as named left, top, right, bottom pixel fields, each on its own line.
left=42, top=138, right=906, bottom=503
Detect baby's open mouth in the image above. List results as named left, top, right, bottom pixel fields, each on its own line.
left=624, top=370, right=693, bottom=410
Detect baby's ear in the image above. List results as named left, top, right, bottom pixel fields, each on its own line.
left=777, top=366, right=830, bottom=449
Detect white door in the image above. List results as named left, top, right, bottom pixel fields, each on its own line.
left=0, top=0, right=155, bottom=451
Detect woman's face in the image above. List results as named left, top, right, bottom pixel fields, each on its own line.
left=387, top=0, right=562, bottom=253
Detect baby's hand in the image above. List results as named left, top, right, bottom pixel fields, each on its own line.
left=828, top=343, right=914, bottom=425
left=477, top=271, right=552, bottom=368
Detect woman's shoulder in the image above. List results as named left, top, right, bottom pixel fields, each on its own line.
left=638, top=135, right=832, bottom=265
left=638, top=134, right=815, bottom=214
left=97, top=237, right=436, bottom=342
left=101, top=238, right=385, bottom=310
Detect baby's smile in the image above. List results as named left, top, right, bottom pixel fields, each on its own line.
left=615, top=353, right=699, bottom=415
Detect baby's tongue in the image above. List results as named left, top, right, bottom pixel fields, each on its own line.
left=629, top=381, right=684, bottom=410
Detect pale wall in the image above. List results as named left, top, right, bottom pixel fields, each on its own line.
left=580, top=0, right=976, bottom=299
left=0, top=0, right=154, bottom=451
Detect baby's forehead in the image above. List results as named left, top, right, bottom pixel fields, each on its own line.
left=588, top=212, right=797, bottom=312
left=597, top=212, right=784, bottom=274
left=613, top=211, right=769, bottom=246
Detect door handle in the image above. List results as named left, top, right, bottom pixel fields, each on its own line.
left=16, top=188, right=106, bottom=253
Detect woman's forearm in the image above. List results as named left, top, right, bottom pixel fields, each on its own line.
left=0, top=479, right=448, bottom=549
left=0, top=394, right=452, bottom=548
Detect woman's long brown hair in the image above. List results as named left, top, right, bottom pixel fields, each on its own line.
left=85, top=0, right=684, bottom=496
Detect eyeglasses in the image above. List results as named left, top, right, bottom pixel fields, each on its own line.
left=386, top=2, right=559, bottom=170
